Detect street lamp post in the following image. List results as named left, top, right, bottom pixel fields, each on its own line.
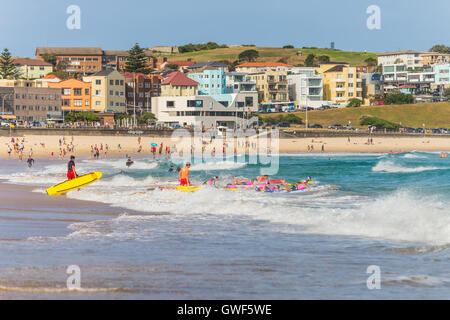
left=133, top=73, right=137, bottom=128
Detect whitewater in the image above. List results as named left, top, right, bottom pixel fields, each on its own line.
left=0, top=151, right=449, bottom=299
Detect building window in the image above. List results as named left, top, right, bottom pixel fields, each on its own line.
left=85, top=100, right=90, bottom=106
left=74, top=100, right=82, bottom=106
left=48, top=106, right=53, bottom=111
left=110, top=80, right=114, bottom=86
left=54, top=107, right=59, bottom=111
left=74, top=89, right=82, bottom=95
left=29, top=106, right=33, bottom=110
left=85, top=89, right=89, bottom=95
left=167, top=101, right=175, bottom=107
left=96, top=101, right=101, bottom=106
left=96, top=80, right=101, bottom=85
left=95, top=90, right=102, bottom=96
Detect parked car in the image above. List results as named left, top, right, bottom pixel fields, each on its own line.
left=308, top=124, right=323, bottom=129
left=328, top=124, right=343, bottom=130
left=343, top=125, right=356, bottom=130
left=277, top=122, right=291, bottom=128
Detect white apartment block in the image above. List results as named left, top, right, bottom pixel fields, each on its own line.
left=287, top=68, right=326, bottom=108
left=151, top=92, right=258, bottom=128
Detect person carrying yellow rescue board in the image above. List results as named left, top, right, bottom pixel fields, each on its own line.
left=67, top=156, right=78, bottom=180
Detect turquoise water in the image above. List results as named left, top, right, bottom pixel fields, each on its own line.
left=0, top=152, right=449, bottom=299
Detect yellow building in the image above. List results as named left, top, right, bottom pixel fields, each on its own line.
left=248, top=70, right=289, bottom=103
left=13, top=58, right=53, bottom=80
left=84, top=70, right=126, bottom=113
left=420, top=52, right=450, bottom=66
left=316, top=63, right=363, bottom=105
left=161, top=71, right=198, bottom=96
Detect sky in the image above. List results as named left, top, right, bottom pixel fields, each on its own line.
left=0, top=0, right=449, bottom=57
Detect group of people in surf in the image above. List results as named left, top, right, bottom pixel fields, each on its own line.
left=163, top=163, right=314, bottom=193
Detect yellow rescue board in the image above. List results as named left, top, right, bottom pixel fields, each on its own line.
left=46, top=172, right=103, bottom=196
left=160, top=186, right=202, bottom=192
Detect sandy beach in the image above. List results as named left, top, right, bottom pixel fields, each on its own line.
left=1, top=134, right=450, bottom=160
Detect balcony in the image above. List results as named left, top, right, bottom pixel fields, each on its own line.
left=335, top=97, right=347, bottom=102
left=332, top=78, right=346, bottom=82
left=333, top=87, right=346, bottom=92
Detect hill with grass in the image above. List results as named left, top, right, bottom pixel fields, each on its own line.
left=261, top=102, right=450, bottom=129
left=162, top=46, right=377, bottom=67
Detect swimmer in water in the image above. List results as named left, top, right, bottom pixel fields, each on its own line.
left=126, top=157, right=134, bottom=168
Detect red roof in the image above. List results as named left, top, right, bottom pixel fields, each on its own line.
left=13, top=58, right=53, bottom=67
left=42, top=74, right=61, bottom=80
left=167, top=61, right=195, bottom=66
left=236, top=62, right=294, bottom=68
left=162, top=72, right=198, bottom=86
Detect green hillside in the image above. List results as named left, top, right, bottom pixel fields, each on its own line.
left=261, top=102, right=450, bottom=128
left=163, top=46, right=377, bottom=66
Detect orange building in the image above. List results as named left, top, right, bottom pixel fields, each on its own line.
left=48, top=79, right=92, bottom=111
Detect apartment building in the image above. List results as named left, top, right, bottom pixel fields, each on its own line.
left=161, top=72, right=199, bottom=96
left=36, top=47, right=103, bottom=75
left=420, top=52, right=450, bottom=66
left=151, top=93, right=258, bottom=129
left=248, top=71, right=289, bottom=103
left=123, top=72, right=162, bottom=114
left=48, top=79, right=92, bottom=112
left=224, top=72, right=257, bottom=93
left=361, top=73, right=384, bottom=103
left=317, top=63, right=363, bottom=105
left=84, top=70, right=126, bottom=113
left=287, top=67, right=325, bottom=108
left=187, top=69, right=227, bottom=96
left=235, top=62, right=294, bottom=73
left=0, top=86, right=62, bottom=122
left=13, top=58, right=53, bottom=80
left=377, top=51, right=424, bottom=69
left=434, top=64, right=450, bottom=88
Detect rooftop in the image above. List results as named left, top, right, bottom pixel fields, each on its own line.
left=162, top=72, right=199, bottom=86
left=167, top=61, right=196, bottom=67
left=36, top=47, right=104, bottom=56
left=13, top=58, right=53, bottom=67
left=236, top=62, right=294, bottom=68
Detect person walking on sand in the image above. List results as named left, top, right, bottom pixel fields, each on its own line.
left=7, top=145, right=12, bottom=159
left=179, top=163, right=191, bottom=186
left=67, top=156, right=78, bottom=180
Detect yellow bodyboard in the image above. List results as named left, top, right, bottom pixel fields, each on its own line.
left=46, top=172, right=103, bottom=196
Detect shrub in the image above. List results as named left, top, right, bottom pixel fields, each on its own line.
left=360, top=116, right=400, bottom=129
left=384, top=92, right=414, bottom=105
left=347, top=98, right=362, bottom=107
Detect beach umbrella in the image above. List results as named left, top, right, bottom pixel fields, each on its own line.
left=151, top=143, right=158, bottom=147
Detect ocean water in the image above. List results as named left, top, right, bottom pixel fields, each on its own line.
left=0, top=151, right=450, bottom=299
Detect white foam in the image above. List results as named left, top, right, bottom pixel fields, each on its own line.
left=372, top=160, right=445, bottom=173
left=190, top=161, right=247, bottom=171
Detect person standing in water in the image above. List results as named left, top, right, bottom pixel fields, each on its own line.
left=26, top=156, right=35, bottom=170
left=126, top=157, right=134, bottom=168
left=179, top=163, right=191, bottom=186
left=67, top=156, right=78, bottom=180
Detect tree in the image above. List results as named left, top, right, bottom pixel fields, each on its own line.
left=125, top=43, right=151, bottom=75
left=283, top=45, right=294, bottom=49
left=0, top=48, right=20, bottom=79
left=443, top=88, right=450, bottom=99
left=304, top=54, right=316, bottom=67
left=165, top=63, right=179, bottom=70
left=347, top=98, right=362, bottom=107
left=429, top=44, right=450, bottom=54
left=365, top=57, right=377, bottom=66
left=138, top=112, right=156, bottom=124
left=238, top=49, right=259, bottom=62
left=317, top=55, right=330, bottom=63
left=41, top=53, right=58, bottom=67
left=65, top=111, right=100, bottom=123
